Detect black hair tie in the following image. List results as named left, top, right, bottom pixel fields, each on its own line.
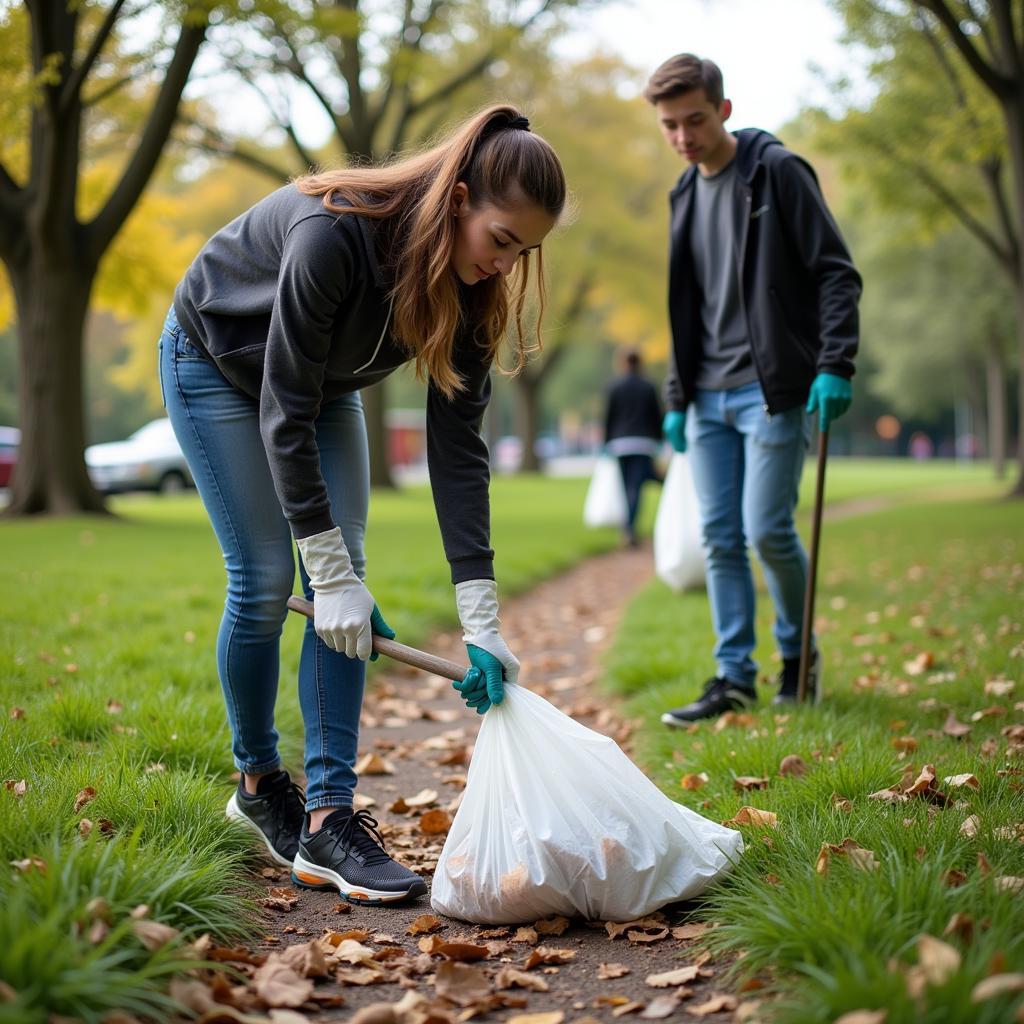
left=509, top=115, right=530, bottom=131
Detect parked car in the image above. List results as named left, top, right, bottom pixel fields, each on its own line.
left=0, top=426, right=19, bottom=487
left=86, top=418, right=194, bottom=494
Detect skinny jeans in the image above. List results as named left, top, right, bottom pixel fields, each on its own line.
left=158, top=306, right=368, bottom=811
left=687, top=381, right=811, bottom=687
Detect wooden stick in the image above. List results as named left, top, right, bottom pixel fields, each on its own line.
left=285, top=595, right=467, bottom=682
left=797, top=428, right=829, bottom=704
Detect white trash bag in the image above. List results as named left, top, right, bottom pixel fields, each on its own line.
left=583, top=455, right=628, bottom=528
left=654, top=453, right=706, bottom=591
left=430, top=684, right=743, bottom=925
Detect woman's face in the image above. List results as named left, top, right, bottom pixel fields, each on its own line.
left=450, top=184, right=557, bottom=286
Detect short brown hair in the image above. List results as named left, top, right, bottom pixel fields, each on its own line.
left=643, top=53, right=724, bottom=106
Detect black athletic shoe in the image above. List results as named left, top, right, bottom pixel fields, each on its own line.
left=772, top=650, right=821, bottom=705
left=291, top=808, right=428, bottom=905
left=661, top=676, right=757, bottom=726
left=225, top=769, right=305, bottom=867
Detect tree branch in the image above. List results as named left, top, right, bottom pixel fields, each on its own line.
left=990, top=0, right=1022, bottom=76
left=175, top=114, right=296, bottom=182
left=88, top=14, right=207, bottom=260
left=980, top=155, right=1019, bottom=265
left=60, top=0, right=127, bottom=114
left=914, top=0, right=1013, bottom=96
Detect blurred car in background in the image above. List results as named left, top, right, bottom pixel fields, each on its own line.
left=86, top=418, right=194, bottom=494
left=0, top=426, right=19, bottom=487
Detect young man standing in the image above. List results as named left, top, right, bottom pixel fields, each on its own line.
left=646, top=54, right=861, bottom=723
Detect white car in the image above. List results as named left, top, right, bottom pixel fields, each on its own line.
left=86, top=418, right=194, bottom=494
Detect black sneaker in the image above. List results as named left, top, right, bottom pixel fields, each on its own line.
left=661, top=677, right=757, bottom=726
left=291, top=808, right=428, bottom=905
left=225, top=769, right=305, bottom=867
left=772, top=650, right=821, bottom=705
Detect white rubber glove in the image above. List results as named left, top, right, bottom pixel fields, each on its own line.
left=455, top=579, right=520, bottom=684
left=296, top=527, right=375, bottom=660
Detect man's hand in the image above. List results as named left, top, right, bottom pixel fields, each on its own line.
left=806, top=373, right=853, bottom=431
left=297, top=527, right=377, bottom=660
left=663, top=410, right=687, bottom=453
left=368, top=605, right=396, bottom=662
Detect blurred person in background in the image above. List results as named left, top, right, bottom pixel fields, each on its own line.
left=603, top=348, right=663, bottom=546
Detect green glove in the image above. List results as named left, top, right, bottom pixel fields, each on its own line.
left=451, top=644, right=506, bottom=714
left=663, top=411, right=687, bottom=453
left=806, top=373, right=852, bottom=432
left=368, top=604, right=395, bottom=662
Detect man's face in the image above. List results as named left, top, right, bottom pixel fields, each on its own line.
left=655, top=88, right=732, bottom=168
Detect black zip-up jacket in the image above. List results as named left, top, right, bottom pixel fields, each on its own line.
left=174, top=185, right=494, bottom=584
left=604, top=372, right=663, bottom=443
left=664, top=129, right=861, bottom=415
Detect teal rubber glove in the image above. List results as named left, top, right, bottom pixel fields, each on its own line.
left=806, top=372, right=853, bottom=431
left=451, top=644, right=505, bottom=714
left=663, top=411, right=687, bottom=453
left=368, top=604, right=395, bottom=662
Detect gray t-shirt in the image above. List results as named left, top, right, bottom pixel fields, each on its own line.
left=689, top=160, right=757, bottom=390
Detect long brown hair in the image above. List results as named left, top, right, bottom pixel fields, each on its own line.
left=294, top=105, right=566, bottom=398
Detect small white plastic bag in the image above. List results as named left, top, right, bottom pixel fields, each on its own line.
left=583, top=455, right=628, bottom=528
left=430, top=684, right=743, bottom=925
left=654, top=453, right=706, bottom=591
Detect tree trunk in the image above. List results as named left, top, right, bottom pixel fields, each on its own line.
left=513, top=371, right=542, bottom=474
left=984, top=337, right=1007, bottom=478
left=6, top=261, right=107, bottom=515
left=361, top=380, right=395, bottom=489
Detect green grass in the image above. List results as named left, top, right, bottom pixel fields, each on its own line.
left=0, top=474, right=615, bottom=1022
left=603, top=486, right=1024, bottom=1023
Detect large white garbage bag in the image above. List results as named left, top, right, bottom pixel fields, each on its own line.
left=430, top=684, right=743, bottom=924
left=654, top=453, right=706, bottom=591
left=583, top=455, right=628, bottom=528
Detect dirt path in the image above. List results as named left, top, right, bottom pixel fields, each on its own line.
left=207, top=543, right=752, bottom=1022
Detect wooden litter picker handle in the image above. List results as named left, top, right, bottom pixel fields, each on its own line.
left=285, top=595, right=467, bottom=682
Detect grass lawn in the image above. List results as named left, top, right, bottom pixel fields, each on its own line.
left=604, top=468, right=1023, bottom=1023
left=0, top=474, right=615, bottom=1023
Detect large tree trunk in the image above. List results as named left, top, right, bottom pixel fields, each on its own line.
left=361, top=380, right=395, bottom=489
left=985, top=337, right=1007, bottom=478
left=1001, top=95, right=1024, bottom=497
left=6, top=262, right=106, bottom=515
left=513, top=370, right=542, bottom=473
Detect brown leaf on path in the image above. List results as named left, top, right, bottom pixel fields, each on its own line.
left=671, top=923, right=709, bottom=940
left=419, top=809, right=452, bottom=835
left=354, top=753, right=395, bottom=775
left=512, top=926, right=539, bottom=944
left=942, top=912, right=974, bottom=942
left=610, top=1002, right=645, bottom=1017
left=971, top=973, right=1024, bottom=1001
left=279, top=939, right=329, bottom=978
left=407, top=914, right=444, bottom=936
left=597, top=963, right=631, bottom=979
left=434, top=941, right=490, bottom=962
left=433, top=961, right=492, bottom=1007
left=533, top=916, right=571, bottom=935
left=506, top=1014, right=564, bottom=1024
left=253, top=955, right=315, bottom=1008
left=942, top=713, right=972, bottom=739
left=334, top=939, right=378, bottom=965
left=335, top=965, right=388, bottom=986
left=833, top=1012, right=888, bottom=1024
left=960, top=815, right=981, bottom=837
left=721, top=806, right=778, bottom=829
left=917, top=934, right=961, bottom=985
left=402, top=788, right=438, bottom=808
left=689, top=993, right=737, bottom=1015
left=605, top=915, right=667, bottom=940
left=778, top=754, right=808, bottom=777
left=640, top=993, right=685, bottom=1018
left=681, top=772, right=709, bottom=790
left=347, top=991, right=432, bottom=1024
left=524, top=946, right=576, bottom=969
left=733, top=776, right=769, bottom=792
left=494, top=966, right=549, bottom=991
left=645, top=965, right=701, bottom=987
left=627, top=928, right=670, bottom=944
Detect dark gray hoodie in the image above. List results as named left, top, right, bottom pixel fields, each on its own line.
left=174, top=185, right=494, bottom=583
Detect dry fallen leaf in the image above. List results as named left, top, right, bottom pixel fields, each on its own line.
left=721, top=806, right=778, bottom=829
left=418, top=809, right=452, bottom=835
left=640, top=993, right=685, bottom=1019
left=833, top=1012, right=888, bottom=1024
left=407, top=914, right=444, bottom=936
left=354, top=753, right=395, bottom=775
left=534, top=916, right=571, bottom=936
left=597, top=963, right=631, bottom=980
left=645, top=965, right=701, bottom=987
left=970, top=973, right=1024, bottom=1001
left=252, top=955, right=315, bottom=1008
left=733, top=776, right=770, bottom=792
left=942, top=713, right=972, bottom=739
left=494, top=966, right=550, bottom=992
left=671, top=923, right=709, bottom=941
left=689, top=993, right=737, bottom=1015
left=681, top=772, right=709, bottom=790
left=944, top=773, right=980, bottom=789
left=506, top=1014, right=564, bottom=1024
left=778, top=754, right=808, bottom=777
left=524, top=946, right=576, bottom=970
left=917, top=934, right=961, bottom=986
left=432, top=960, right=494, bottom=1007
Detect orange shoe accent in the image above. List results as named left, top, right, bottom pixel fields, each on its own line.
left=346, top=891, right=371, bottom=902
left=294, top=870, right=328, bottom=886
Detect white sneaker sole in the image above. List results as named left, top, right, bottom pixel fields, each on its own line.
left=291, top=853, right=426, bottom=904
left=225, top=792, right=294, bottom=867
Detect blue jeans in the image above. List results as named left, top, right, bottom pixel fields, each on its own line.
left=617, top=454, right=658, bottom=534
left=158, top=307, right=369, bottom=811
left=687, top=382, right=811, bottom=687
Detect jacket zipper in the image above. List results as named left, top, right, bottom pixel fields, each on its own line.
left=353, top=292, right=395, bottom=374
